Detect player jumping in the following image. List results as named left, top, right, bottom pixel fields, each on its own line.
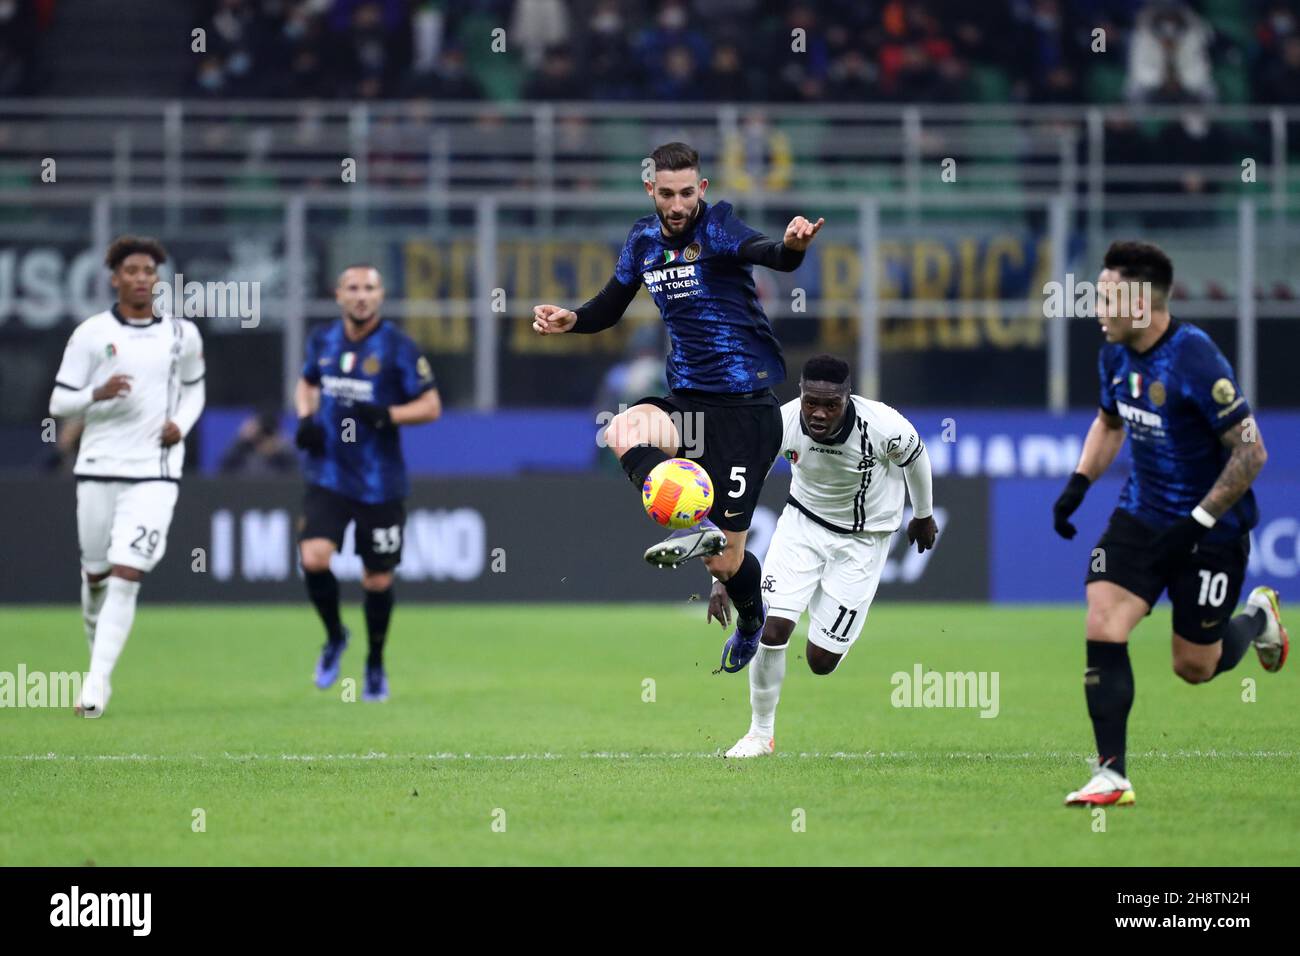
left=709, top=355, right=937, bottom=757
left=48, top=236, right=206, bottom=717
left=1052, top=241, right=1288, bottom=807
left=295, top=265, right=441, bottom=702
left=531, top=141, right=823, bottom=672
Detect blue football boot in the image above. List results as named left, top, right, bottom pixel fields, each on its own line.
left=719, top=602, right=767, bottom=673
left=314, top=627, right=349, bottom=690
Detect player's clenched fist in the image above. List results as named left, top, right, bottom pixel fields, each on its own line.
left=532, top=304, right=577, bottom=335
left=782, top=216, right=825, bottom=252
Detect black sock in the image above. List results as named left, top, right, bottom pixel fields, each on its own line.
left=619, top=444, right=670, bottom=489
left=364, top=587, right=395, bottom=668
left=1214, top=608, right=1263, bottom=676
left=304, top=569, right=345, bottom=644
left=723, top=551, right=764, bottom=633
left=1084, top=641, right=1133, bottom=777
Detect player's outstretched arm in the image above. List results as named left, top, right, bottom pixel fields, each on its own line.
left=1053, top=410, right=1124, bottom=539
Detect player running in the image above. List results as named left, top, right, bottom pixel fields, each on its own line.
left=295, top=265, right=441, bottom=702
left=714, top=355, right=937, bottom=757
left=531, top=141, right=823, bottom=672
left=1052, top=241, right=1288, bottom=807
left=48, top=236, right=206, bottom=717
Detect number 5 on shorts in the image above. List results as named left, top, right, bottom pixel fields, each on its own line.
left=728, top=466, right=747, bottom=499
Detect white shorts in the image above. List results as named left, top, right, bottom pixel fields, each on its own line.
left=76, top=480, right=180, bottom=574
left=762, top=506, right=892, bottom=655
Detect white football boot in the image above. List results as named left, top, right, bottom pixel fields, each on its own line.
left=725, top=732, right=775, bottom=758
left=1246, top=586, right=1289, bottom=673
left=643, top=522, right=727, bottom=569
left=75, top=673, right=111, bottom=719
left=1065, top=758, right=1135, bottom=807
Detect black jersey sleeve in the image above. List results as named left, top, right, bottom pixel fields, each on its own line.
left=738, top=235, right=805, bottom=272
left=572, top=276, right=640, bottom=334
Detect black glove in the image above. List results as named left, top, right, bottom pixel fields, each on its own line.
left=1151, top=515, right=1211, bottom=572
left=1052, top=472, right=1091, bottom=539
left=352, top=402, right=394, bottom=431
left=295, top=415, right=326, bottom=455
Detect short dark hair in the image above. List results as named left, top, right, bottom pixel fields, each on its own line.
left=1103, top=240, right=1173, bottom=306
left=338, top=263, right=383, bottom=283
left=105, top=235, right=167, bottom=271
left=650, top=142, right=700, bottom=175
left=801, top=354, right=851, bottom=386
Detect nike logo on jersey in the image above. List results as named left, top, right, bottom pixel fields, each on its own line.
left=724, top=510, right=743, bottom=518
left=1201, top=619, right=1222, bottom=629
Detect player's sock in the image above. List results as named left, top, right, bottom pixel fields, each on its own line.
left=618, top=444, right=669, bottom=488
left=724, top=551, right=765, bottom=633
left=80, top=572, right=108, bottom=651
left=88, top=576, right=140, bottom=681
left=364, top=587, right=394, bottom=668
left=1084, top=641, right=1133, bottom=777
left=1213, top=606, right=1265, bottom=676
left=305, top=569, right=346, bottom=644
left=749, top=641, right=788, bottom=738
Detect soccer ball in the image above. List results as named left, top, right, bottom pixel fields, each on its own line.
left=642, top=458, right=714, bottom=529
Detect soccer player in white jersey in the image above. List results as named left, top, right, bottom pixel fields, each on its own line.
left=708, top=354, right=937, bottom=757
left=47, top=236, right=206, bottom=717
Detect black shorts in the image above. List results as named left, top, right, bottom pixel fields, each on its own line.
left=300, top=484, right=407, bottom=573
left=633, top=388, right=783, bottom=533
left=1085, top=508, right=1250, bottom=645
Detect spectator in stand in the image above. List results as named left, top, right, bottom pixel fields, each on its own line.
left=0, top=0, right=40, bottom=95
left=634, top=1, right=710, bottom=92
left=1255, top=3, right=1300, bottom=103
left=510, top=0, right=569, bottom=70
left=219, top=410, right=298, bottom=475
left=583, top=1, right=640, bottom=101
left=522, top=45, right=583, bottom=100
left=1126, top=0, right=1216, bottom=104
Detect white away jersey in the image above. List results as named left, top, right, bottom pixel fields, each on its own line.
left=54, top=309, right=205, bottom=480
left=779, top=395, right=924, bottom=533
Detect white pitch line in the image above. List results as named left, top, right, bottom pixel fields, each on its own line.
left=2, top=750, right=1297, bottom=762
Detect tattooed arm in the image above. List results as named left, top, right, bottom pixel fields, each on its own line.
left=1199, top=417, right=1268, bottom=519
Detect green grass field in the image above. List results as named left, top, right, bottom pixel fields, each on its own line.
left=1, top=602, right=1295, bottom=866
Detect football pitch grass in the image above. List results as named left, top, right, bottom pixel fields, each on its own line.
left=1, top=603, right=1295, bottom=866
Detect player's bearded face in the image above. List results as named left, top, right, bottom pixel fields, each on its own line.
left=337, top=269, right=385, bottom=324
left=647, top=170, right=706, bottom=236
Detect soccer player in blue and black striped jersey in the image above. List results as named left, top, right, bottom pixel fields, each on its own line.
left=1052, top=241, right=1288, bottom=807
left=532, top=142, right=823, bottom=674
left=294, top=265, right=441, bottom=701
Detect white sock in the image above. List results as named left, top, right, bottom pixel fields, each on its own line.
left=81, top=573, right=108, bottom=652
left=89, top=576, right=141, bottom=682
left=749, top=642, right=788, bottom=738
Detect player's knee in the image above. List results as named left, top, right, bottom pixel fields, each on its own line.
left=703, top=550, right=743, bottom=580
left=762, top=618, right=794, bottom=647
left=1084, top=607, right=1129, bottom=645
left=110, top=565, right=144, bottom=583
left=362, top=570, right=393, bottom=591
left=807, top=645, right=841, bottom=675
left=1172, top=655, right=1215, bottom=684
left=300, top=541, right=334, bottom=574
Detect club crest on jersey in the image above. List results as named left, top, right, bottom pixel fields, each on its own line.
left=1127, top=371, right=1143, bottom=400
left=682, top=242, right=702, bottom=262
left=105, top=343, right=117, bottom=358
left=784, top=449, right=799, bottom=463
left=1148, top=380, right=1166, bottom=406
left=362, top=354, right=380, bottom=376
left=340, top=352, right=357, bottom=374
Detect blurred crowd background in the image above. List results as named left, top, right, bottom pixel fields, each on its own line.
left=2, top=1, right=1298, bottom=105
